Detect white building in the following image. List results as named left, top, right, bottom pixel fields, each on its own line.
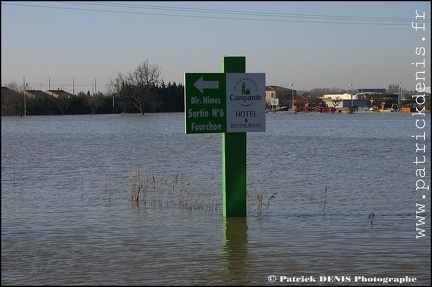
left=320, top=93, right=358, bottom=108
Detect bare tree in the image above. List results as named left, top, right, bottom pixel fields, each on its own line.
left=387, top=84, right=399, bottom=94
left=56, top=95, right=72, bottom=115
left=85, top=92, right=104, bottom=115
left=5, top=81, right=20, bottom=92
left=127, top=59, right=163, bottom=115
left=110, top=72, right=132, bottom=113
left=331, top=96, right=342, bottom=108
left=309, top=87, right=344, bottom=98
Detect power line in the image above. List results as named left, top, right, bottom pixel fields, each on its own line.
left=74, top=1, right=415, bottom=22
left=3, top=1, right=428, bottom=26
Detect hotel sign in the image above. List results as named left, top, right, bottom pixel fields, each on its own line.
left=185, top=73, right=265, bottom=134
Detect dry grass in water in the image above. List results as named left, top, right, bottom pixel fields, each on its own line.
left=104, top=173, right=113, bottom=203
left=129, top=168, right=220, bottom=214
left=130, top=169, right=277, bottom=217
left=248, top=190, right=277, bottom=217
left=12, top=166, right=24, bottom=192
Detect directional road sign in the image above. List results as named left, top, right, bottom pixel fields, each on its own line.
left=185, top=73, right=265, bottom=134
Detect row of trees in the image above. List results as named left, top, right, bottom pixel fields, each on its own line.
left=2, top=59, right=429, bottom=116
left=1, top=59, right=184, bottom=116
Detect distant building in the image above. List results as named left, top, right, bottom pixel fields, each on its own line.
left=357, top=88, right=386, bottom=94
left=320, top=93, right=358, bottom=109
left=265, top=86, right=296, bottom=107
left=341, top=100, right=368, bottom=109
left=45, top=89, right=74, bottom=98
left=1, top=86, right=20, bottom=97
left=320, top=93, right=380, bottom=110
left=321, top=93, right=356, bottom=100
left=24, top=90, right=52, bottom=99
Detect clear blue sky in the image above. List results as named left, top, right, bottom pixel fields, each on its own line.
left=1, top=1, right=430, bottom=94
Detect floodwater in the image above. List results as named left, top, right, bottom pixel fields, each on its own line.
left=1, top=112, right=430, bottom=285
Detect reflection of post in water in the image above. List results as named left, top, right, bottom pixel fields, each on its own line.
left=222, top=217, right=249, bottom=283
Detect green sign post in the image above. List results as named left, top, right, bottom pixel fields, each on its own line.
left=222, top=56, right=247, bottom=217
left=184, top=56, right=265, bottom=217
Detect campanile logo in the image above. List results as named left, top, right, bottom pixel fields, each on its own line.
left=229, top=76, right=263, bottom=107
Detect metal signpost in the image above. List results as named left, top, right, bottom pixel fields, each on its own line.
left=185, top=56, right=265, bottom=217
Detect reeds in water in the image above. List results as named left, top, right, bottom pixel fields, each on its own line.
left=129, top=169, right=219, bottom=214
left=12, top=166, right=24, bottom=192
left=130, top=170, right=280, bottom=217
left=322, top=186, right=327, bottom=216
left=104, top=173, right=113, bottom=202
left=254, top=191, right=277, bottom=217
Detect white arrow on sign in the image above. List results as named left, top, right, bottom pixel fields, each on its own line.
left=194, top=76, right=219, bottom=94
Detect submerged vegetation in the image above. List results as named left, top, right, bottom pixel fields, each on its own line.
left=128, top=168, right=276, bottom=217
left=253, top=191, right=277, bottom=217
left=129, top=169, right=220, bottom=215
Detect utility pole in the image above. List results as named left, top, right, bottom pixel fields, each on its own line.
left=23, top=77, right=28, bottom=117
left=113, top=84, right=116, bottom=114
left=290, top=83, right=294, bottom=111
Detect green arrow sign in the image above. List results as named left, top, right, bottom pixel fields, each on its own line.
left=194, top=76, right=220, bottom=93
left=185, top=73, right=226, bottom=134
left=185, top=73, right=265, bottom=134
